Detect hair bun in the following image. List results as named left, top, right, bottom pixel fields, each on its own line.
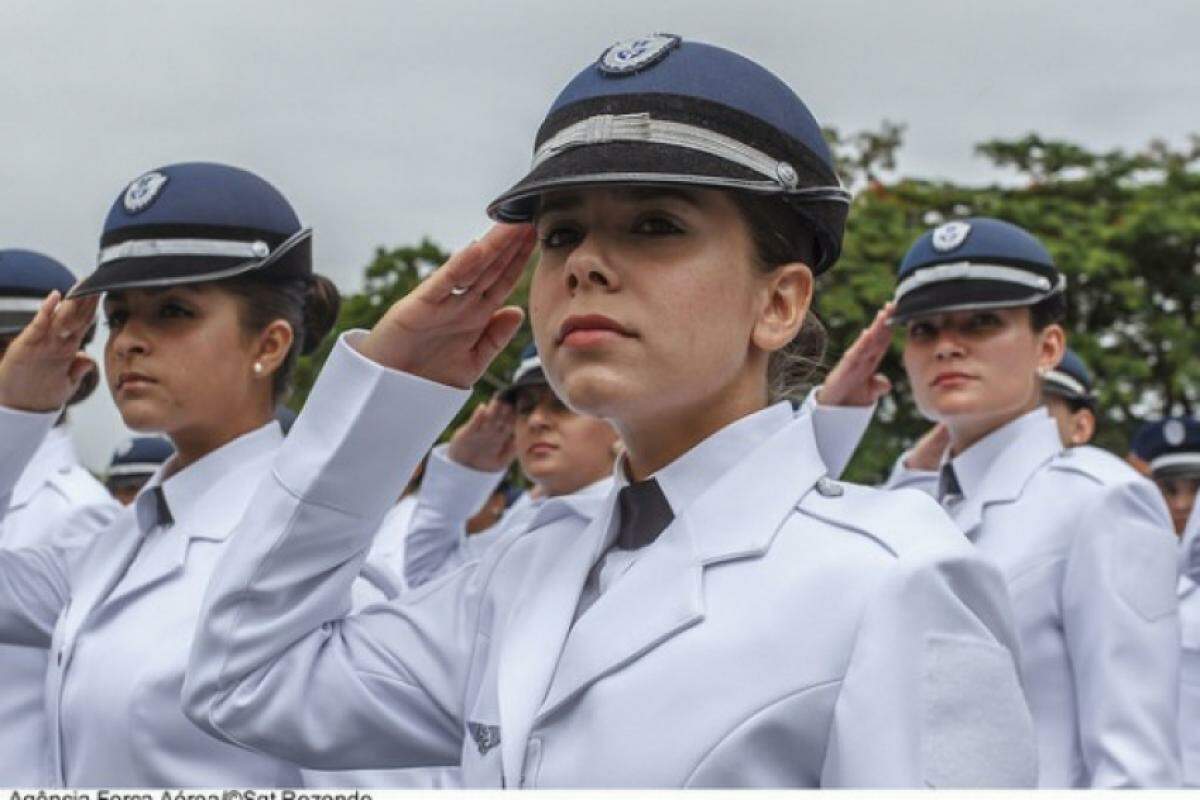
left=301, top=274, right=341, bottom=355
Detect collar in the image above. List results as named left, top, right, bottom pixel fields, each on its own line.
left=614, top=402, right=795, bottom=518
left=947, top=407, right=1060, bottom=503
left=11, top=426, right=80, bottom=507
left=133, top=422, right=283, bottom=535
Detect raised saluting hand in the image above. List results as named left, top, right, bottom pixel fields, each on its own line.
left=447, top=396, right=517, bottom=472
left=356, top=224, right=536, bottom=388
left=817, top=303, right=895, bottom=407
left=0, top=290, right=98, bottom=413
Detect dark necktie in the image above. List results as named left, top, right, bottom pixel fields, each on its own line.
left=937, top=463, right=963, bottom=506
left=614, top=478, right=674, bottom=550
left=151, top=485, right=174, bottom=528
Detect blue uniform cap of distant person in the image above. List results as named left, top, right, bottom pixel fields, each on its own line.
left=892, top=217, right=1065, bottom=324
left=0, top=249, right=77, bottom=334
left=1043, top=348, right=1095, bottom=407
left=487, top=34, right=851, bottom=274
left=108, top=436, right=175, bottom=481
left=500, top=342, right=548, bottom=403
left=1139, top=417, right=1200, bottom=480
left=70, top=162, right=312, bottom=299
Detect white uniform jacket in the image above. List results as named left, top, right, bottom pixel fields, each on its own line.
left=885, top=413, right=1182, bottom=787
left=0, top=410, right=304, bottom=787
left=0, top=426, right=110, bottom=785
left=1179, top=503, right=1200, bottom=786
left=184, top=333, right=1036, bottom=788
left=402, top=390, right=872, bottom=590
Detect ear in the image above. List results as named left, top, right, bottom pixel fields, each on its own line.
left=1036, top=323, right=1066, bottom=374
left=751, top=262, right=813, bottom=353
left=1073, top=408, right=1097, bottom=446
left=253, top=319, right=295, bottom=379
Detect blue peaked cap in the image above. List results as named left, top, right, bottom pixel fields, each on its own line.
left=0, top=249, right=77, bottom=334
left=488, top=35, right=850, bottom=273
left=73, top=162, right=311, bottom=297
left=892, top=217, right=1063, bottom=323
left=108, top=436, right=175, bottom=477
left=1043, top=348, right=1095, bottom=404
left=1138, top=417, right=1200, bottom=478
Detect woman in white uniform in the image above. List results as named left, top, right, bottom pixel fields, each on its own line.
left=182, top=36, right=1036, bottom=787
left=0, top=250, right=113, bottom=787
left=1180, top=484, right=1200, bottom=786
left=875, top=217, right=1180, bottom=786
left=0, top=162, right=341, bottom=787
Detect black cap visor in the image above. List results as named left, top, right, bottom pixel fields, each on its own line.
left=892, top=279, right=1057, bottom=325
left=70, top=229, right=312, bottom=298
left=499, top=367, right=549, bottom=404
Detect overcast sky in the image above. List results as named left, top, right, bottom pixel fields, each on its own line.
left=3, top=0, right=1197, bottom=470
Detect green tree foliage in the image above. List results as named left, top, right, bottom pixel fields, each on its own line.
left=294, top=130, right=1200, bottom=483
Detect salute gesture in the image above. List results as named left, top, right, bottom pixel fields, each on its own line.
left=0, top=291, right=98, bottom=413
left=447, top=396, right=517, bottom=472
left=357, top=224, right=536, bottom=388
left=818, top=303, right=895, bottom=407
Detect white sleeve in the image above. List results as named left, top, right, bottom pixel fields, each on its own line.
left=821, top=541, right=1037, bottom=787
left=1063, top=479, right=1183, bottom=786
left=404, top=444, right=505, bottom=589
left=796, top=387, right=874, bottom=480
left=0, top=407, right=114, bottom=646
left=184, top=331, right=486, bottom=771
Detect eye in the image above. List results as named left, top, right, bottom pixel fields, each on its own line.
left=632, top=214, right=683, bottom=236
left=538, top=223, right=582, bottom=250
left=104, top=308, right=128, bottom=329
left=906, top=321, right=938, bottom=342
left=514, top=393, right=537, bottom=417
left=963, top=312, right=1003, bottom=334
left=158, top=299, right=194, bottom=319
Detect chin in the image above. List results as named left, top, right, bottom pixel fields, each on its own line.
left=115, top=399, right=169, bottom=433
left=549, top=364, right=639, bottom=420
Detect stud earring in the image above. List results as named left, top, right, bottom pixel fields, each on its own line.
left=253, top=362, right=264, bottom=375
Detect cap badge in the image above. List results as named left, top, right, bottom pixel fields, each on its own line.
left=1165, top=419, right=1187, bottom=447
left=116, top=439, right=135, bottom=458
left=931, top=220, right=972, bottom=252
left=123, top=171, right=169, bottom=214
left=598, top=34, right=681, bottom=75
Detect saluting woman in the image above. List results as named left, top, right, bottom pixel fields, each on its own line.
left=182, top=37, right=1036, bottom=787
left=0, top=162, right=340, bottom=786
left=876, top=217, right=1181, bottom=786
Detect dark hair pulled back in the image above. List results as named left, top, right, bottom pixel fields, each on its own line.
left=730, top=192, right=828, bottom=403
left=220, top=273, right=341, bottom=402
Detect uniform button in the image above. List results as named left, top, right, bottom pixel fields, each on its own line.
left=815, top=477, right=844, bottom=498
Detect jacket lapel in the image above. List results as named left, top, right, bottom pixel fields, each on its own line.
left=957, top=417, right=1062, bottom=538
left=536, top=412, right=828, bottom=723
left=495, top=486, right=618, bottom=785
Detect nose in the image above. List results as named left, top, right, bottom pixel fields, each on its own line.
left=109, top=318, right=151, bottom=361
left=563, top=234, right=619, bottom=294
left=932, top=327, right=965, bottom=361
left=526, top=402, right=554, bottom=431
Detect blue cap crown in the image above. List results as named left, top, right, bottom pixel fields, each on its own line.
left=1044, top=348, right=1095, bottom=403
left=892, top=217, right=1063, bottom=323
left=108, top=436, right=175, bottom=477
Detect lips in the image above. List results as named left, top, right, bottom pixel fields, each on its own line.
left=556, top=314, right=634, bottom=346
left=526, top=442, right=558, bottom=458
left=116, top=371, right=156, bottom=391
left=931, top=371, right=975, bottom=388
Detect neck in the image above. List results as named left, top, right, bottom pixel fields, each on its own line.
left=946, top=398, right=1040, bottom=457
left=164, top=411, right=273, bottom=478
left=616, top=375, right=767, bottom=482
left=546, top=460, right=615, bottom=498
